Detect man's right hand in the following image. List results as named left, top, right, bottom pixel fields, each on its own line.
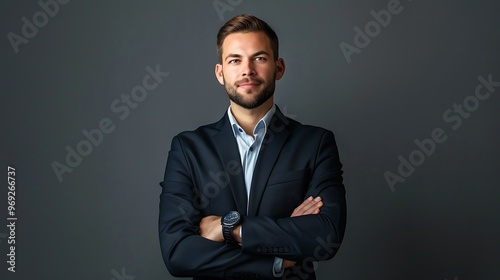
left=282, top=196, right=323, bottom=269
left=291, top=196, right=323, bottom=217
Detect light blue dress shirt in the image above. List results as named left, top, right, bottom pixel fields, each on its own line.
left=227, top=104, right=285, bottom=277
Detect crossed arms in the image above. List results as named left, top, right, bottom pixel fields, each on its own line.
left=199, top=196, right=326, bottom=269
left=159, top=130, right=346, bottom=278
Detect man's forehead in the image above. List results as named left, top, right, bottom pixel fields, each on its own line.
left=222, top=31, right=272, bottom=51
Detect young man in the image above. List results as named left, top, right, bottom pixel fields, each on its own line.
left=159, top=14, right=346, bottom=279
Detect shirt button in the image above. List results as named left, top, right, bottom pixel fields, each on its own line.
left=249, top=147, right=254, bottom=152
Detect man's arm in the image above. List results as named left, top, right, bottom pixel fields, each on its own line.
left=159, top=136, right=277, bottom=279
left=200, top=196, right=325, bottom=269
left=199, top=196, right=324, bottom=243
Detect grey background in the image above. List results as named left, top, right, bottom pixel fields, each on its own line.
left=1, top=0, right=499, bottom=279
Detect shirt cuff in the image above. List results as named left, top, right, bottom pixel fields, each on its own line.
left=238, top=225, right=242, bottom=246
left=273, top=257, right=284, bottom=277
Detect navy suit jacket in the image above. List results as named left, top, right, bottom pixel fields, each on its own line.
left=159, top=107, right=346, bottom=279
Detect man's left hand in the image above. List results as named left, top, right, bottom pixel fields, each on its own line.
left=200, top=215, right=224, bottom=242
left=200, top=215, right=242, bottom=243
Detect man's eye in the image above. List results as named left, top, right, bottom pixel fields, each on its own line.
left=255, top=57, right=266, bottom=61
left=228, top=59, right=239, bottom=64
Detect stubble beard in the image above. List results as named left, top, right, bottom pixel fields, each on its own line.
left=223, top=73, right=276, bottom=109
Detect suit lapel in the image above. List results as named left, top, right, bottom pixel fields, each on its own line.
left=247, top=108, right=290, bottom=216
left=213, top=113, right=248, bottom=214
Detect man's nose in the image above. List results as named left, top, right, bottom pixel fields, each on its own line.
left=241, top=60, right=256, bottom=76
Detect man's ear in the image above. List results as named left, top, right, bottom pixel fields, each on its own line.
left=215, top=64, right=224, bottom=85
left=275, top=58, right=285, bottom=80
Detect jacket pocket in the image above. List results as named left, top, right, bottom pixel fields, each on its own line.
left=267, top=168, right=311, bottom=186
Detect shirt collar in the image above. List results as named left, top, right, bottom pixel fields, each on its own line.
left=227, top=104, right=276, bottom=137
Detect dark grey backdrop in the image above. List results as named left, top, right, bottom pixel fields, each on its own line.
left=1, top=0, right=499, bottom=279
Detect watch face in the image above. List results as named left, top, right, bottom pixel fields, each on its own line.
left=223, top=211, right=240, bottom=225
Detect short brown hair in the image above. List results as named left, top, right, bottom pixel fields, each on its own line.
left=216, top=14, right=279, bottom=63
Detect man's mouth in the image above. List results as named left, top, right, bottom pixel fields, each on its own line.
left=238, top=83, right=259, bottom=89
left=236, top=79, right=262, bottom=89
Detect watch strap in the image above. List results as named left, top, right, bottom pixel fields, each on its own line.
left=223, top=224, right=236, bottom=243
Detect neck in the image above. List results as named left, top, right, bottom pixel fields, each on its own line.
left=230, top=98, right=273, bottom=135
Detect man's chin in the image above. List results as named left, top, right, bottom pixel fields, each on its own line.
left=233, top=100, right=260, bottom=109
left=232, top=96, right=273, bottom=110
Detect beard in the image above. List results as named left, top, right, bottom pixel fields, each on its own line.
left=223, top=74, right=276, bottom=109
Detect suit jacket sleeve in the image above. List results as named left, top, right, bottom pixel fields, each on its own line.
left=159, top=136, right=276, bottom=279
left=241, top=130, right=347, bottom=261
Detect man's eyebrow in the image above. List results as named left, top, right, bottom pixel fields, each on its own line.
left=224, top=54, right=242, bottom=61
left=252, top=51, right=271, bottom=57
left=224, top=51, right=271, bottom=61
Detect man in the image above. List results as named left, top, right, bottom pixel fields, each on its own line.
left=159, top=14, right=346, bottom=279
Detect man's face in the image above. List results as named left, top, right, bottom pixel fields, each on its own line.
left=215, top=32, right=285, bottom=110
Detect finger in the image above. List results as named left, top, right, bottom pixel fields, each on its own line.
left=297, top=196, right=322, bottom=213
left=293, top=197, right=318, bottom=214
left=301, top=201, right=323, bottom=215
left=292, top=197, right=323, bottom=216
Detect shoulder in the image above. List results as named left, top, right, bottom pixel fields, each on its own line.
left=280, top=115, right=333, bottom=139
left=273, top=107, right=333, bottom=138
left=170, top=115, right=226, bottom=146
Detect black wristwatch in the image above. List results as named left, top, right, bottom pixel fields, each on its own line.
left=221, top=211, right=241, bottom=244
